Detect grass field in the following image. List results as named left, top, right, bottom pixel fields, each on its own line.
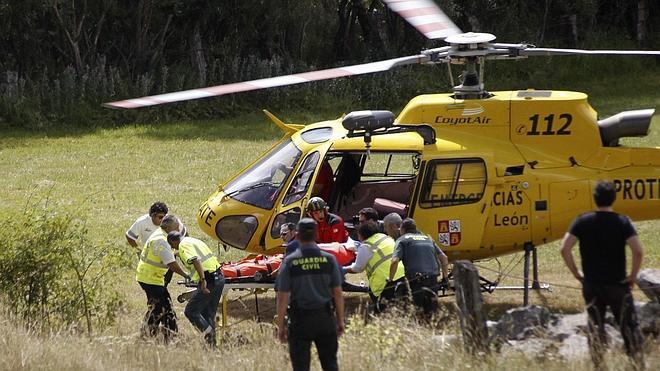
left=0, top=83, right=659, bottom=370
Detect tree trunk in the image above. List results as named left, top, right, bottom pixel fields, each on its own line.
left=51, top=0, right=85, bottom=73
left=192, top=23, right=207, bottom=86
left=354, top=0, right=385, bottom=58
left=454, top=261, right=489, bottom=355
left=334, top=0, right=352, bottom=59
left=637, top=0, right=649, bottom=47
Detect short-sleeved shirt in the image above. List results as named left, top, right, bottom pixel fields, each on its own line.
left=126, top=214, right=159, bottom=244
left=393, top=233, right=444, bottom=277
left=276, top=243, right=342, bottom=310
left=569, top=211, right=637, bottom=284
left=126, top=214, right=187, bottom=244
left=178, top=236, right=221, bottom=281
left=135, top=228, right=176, bottom=285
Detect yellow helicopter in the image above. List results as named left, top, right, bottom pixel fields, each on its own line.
left=105, top=0, right=660, bottom=299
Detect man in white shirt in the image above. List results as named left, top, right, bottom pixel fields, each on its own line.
left=126, top=202, right=187, bottom=286
left=126, top=202, right=169, bottom=253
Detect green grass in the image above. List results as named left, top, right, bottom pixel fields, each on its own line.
left=0, top=80, right=659, bottom=369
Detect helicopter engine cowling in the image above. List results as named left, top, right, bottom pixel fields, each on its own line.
left=598, top=109, right=654, bottom=147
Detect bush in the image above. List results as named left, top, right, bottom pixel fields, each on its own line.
left=0, top=202, right=123, bottom=335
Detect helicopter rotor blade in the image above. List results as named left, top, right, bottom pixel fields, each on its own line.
left=103, top=55, right=430, bottom=109
left=382, top=0, right=462, bottom=40
left=518, top=47, right=660, bottom=57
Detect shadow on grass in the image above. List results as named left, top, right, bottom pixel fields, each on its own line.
left=221, top=291, right=370, bottom=325
left=0, top=112, right=288, bottom=145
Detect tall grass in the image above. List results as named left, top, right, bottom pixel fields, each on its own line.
left=0, top=308, right=657, bottom=370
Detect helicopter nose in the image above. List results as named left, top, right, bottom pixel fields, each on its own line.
left=197, top=191, right=269, bottom=250
left=215, top=215, right=258, bottom=249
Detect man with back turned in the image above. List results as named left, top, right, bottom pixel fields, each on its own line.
left=560, top=180, right=644, bottom=370
left=276, top=218, right=345, bottom=371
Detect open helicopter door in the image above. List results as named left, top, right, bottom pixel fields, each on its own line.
left=409, top=153, right=495, bottom=261
left=264, top=142, right=333, bottom=252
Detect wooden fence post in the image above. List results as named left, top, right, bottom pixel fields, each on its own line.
left=454, top=260, right=489, bottom=354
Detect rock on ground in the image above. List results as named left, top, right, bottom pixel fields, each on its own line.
left=637, top=269, right=660, bottom=302
left=637, top=301, right=660, bottom=336
left=491, top=305, right=551, bottom=342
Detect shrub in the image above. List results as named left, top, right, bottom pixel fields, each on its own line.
left=0, top=202, right=123, bottom=335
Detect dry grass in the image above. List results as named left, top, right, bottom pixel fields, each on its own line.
left=1, top=304, right=658, bottom=371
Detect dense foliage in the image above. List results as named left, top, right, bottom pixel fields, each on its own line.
left=0, top=0, right=658, bottom=128
left=0, top=201, right=124, bottom=334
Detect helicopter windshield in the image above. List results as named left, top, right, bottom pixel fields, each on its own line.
left=224, top=139, right=302, bottom=210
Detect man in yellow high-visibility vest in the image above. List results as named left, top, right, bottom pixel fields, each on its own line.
left=344, top=221, right=405, bottom=313
left=167, top=231, right=224, bottom=346
left=136, top=214, right=190, bottom=341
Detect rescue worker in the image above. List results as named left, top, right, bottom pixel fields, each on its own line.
left=276, top=218, right=345, bottom=371
left=126, top=202, right=187, bottom=286
left=343, top=221, right=405, bottom=313
left=125, top=202, right=168, bottom=253
left=136, top=214, right=190, bottom=341
left=383, top=212, right=402, bottom=240
left=357, top=207, right=378, bottom=224
left=560, top=180, right=644, bottom=369
left=358, top=207, right=384, bottom=233
left=388, top=218, right=449, bottom=316
left=312, top=160, right=334, bottom=201
left=167, top=232, right=224, bottom=347
left=306, top=197, right=348, bottom=244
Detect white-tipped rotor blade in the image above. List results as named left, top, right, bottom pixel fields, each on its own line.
left=520, top=48, right=660, bottom=57
left=103, top=55, right=427, bottom=109
left=382, top=0, right=461, bottom=40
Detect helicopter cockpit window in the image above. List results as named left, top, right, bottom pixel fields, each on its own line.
left=282, top=151, right=320, bottom=206
left=360, top=152, right=418, bottom=181
left=300, top=127, right=333, bottom=144
left=270, top=208, right=302, bottom=239
left=224, top=139, right=301, bottom=210
left=420, top=158, right=486, bottom=208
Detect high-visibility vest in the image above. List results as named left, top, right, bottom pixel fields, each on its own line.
left=136, top=228, right=171, bottom=286
left=364, top=233, right=404, bottom=297
left=178, top=237, right=221, bottom=282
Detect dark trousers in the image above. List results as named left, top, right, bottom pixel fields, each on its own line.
left=164, top=269, right=174, bottom=287
left=582, top=282, right=644, bottom=369
left=369, top=277, right=406, bottom=314
left=288, top=308, right=338, bottom=371
left=185, top=272, right=225, bottom=346
left=139, top=282, right=177, bottom=340
left=407, top=274, right=439, bottom=316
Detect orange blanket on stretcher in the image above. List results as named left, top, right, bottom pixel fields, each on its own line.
left=221, top=245, right=356, bottom=279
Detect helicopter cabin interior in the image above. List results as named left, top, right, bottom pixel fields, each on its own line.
left=324, top=151, right=419, bottom=223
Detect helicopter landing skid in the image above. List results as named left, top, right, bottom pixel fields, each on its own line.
left=488, top=283, right=552, bottom=292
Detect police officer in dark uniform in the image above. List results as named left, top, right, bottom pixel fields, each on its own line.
left=388, top=218, right=449, bottom=316
left=276, top=218, right=345, bottom=371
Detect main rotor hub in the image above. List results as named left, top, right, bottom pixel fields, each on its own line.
left=443, top=33, right=497, bottom=100
left=445, top=32, right=496, bottom=49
